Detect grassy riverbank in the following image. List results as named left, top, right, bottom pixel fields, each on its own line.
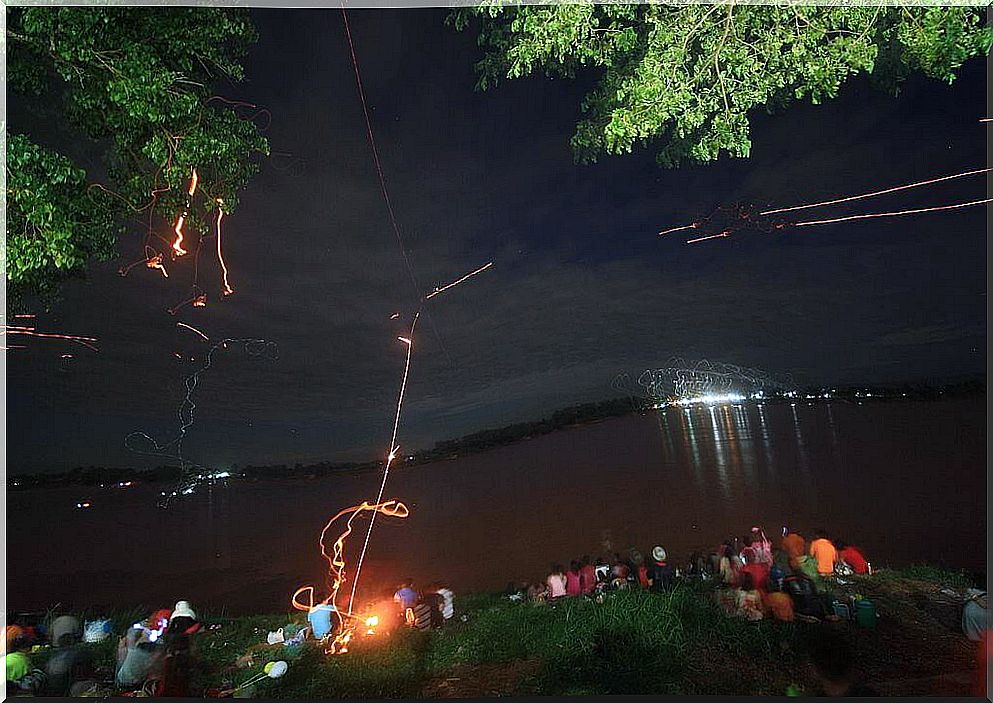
left=24, top=567, right=980, bottom=697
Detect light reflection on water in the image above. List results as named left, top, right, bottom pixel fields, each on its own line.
left=659, top=400, right=848, bottom=514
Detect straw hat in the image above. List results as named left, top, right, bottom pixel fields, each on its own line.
left=651, top=546, right=667, bottom=562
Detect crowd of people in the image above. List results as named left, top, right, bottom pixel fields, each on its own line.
left=6, top=600, right=207, bottom=697
left=392, top=580, right=456, bottom=631
left=505, top=526, right=873, bottom=624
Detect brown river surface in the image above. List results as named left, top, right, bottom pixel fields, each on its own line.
left=7, top=398, right=985, bottom=615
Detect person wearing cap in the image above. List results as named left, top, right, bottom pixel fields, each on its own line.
left=166, top=601, right=201, bottom=637
left=646, top=546, right=675, bottom=592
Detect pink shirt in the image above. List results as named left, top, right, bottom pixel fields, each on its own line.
left=566, top=571, right=582, bottom=597
left=547, top=573, right=567, bottom=598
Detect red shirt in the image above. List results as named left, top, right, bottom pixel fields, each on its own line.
left=839, top=546, right=868, bottom=574
left=637, top=565, right=649, bottom=589
left=579, top=565, right=597, bottom=593
left=565, top=571, right=582, bottom=597
left=740, top=562, right=770, bottom=592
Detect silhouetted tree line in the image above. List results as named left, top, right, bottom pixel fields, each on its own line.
left=8, top=382, right=982, bottom=490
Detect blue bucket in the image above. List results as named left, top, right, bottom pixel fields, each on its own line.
left=308, top=605, right=336, bottom=639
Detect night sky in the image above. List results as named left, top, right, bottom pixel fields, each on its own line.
left=8, top=9, right=988, bottom=474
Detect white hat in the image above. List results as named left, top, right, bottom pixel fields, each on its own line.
left=652, top=546, right=667, bottom=562
left=170, top=601, right=197, bottom=621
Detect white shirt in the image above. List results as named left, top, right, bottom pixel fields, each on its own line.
left=437, top=588, right=454, bottom=619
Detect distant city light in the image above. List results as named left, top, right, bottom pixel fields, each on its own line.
left=76, top=501, right=92, bottom=509
left=675, top=393, right=746, bottom=406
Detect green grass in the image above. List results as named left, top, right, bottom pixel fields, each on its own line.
left=25, top=567, right=978, bottom=697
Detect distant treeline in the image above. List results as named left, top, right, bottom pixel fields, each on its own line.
left=8, top=380, right=983, bottom=490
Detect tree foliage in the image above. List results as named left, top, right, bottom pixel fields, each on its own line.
left=451, top=4, right=991, bottom=167
left=6, top=7, right=269, bottom=309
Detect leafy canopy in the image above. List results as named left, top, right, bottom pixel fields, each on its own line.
left=6, top=7, right=269, bottom=309
left=450, top=4, right=991, bottom=167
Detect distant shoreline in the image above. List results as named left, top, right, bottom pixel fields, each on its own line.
left=8, top=381, right=984, bottom=491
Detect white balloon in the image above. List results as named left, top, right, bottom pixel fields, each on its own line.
left=267, top=661, right=288, bottom=678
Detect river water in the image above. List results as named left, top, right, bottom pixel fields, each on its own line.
left=7, top=398, right=985, bottom=614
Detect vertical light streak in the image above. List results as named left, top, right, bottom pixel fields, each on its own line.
left=215, top=200, right=234, bottom=296
left=347, top=312, right=420, bottom=614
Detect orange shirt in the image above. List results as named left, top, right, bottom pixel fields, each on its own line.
left=764, top=591, right=795, bottom=621
left=809, top=538, right=838, bottom=575
left=782, top=533, right=805, bottom=560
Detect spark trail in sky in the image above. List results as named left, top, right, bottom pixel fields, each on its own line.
left=125, top=329, right=277, bottom=505
left=759, top=167, right=993, bottom=217
left=2, top=325, right=99, bottom=352
left=172, top=169, right=199, bottom=257
left=215, top=200, right=234, bottom=296
left=424, top=261, right=494, bottom=300
left=656, top=166, right=990, bottom=245
left=790, top=197, right=993, bottom=228
left=294, top=260, right=493, bottom=653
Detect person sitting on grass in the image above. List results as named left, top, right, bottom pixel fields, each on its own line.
left=394, top=580, right=418, bottom=613
left=579, top=556, right=597, bottom=594
left=809, top=530, right=839, bottom=577
left=962, top=578, right=989, bottom=642
left=6, top=630, right=47, bottom=695
left=157, top=624, right=208, bottom=697
left=546, top=564, right=568, bottom=600
left=740, top=545, right=771, bottom=592
left=594, top=557, right=610, bottom=584
left=835, top=540, right=869, bottom=575
left=566, top=560, right=583, bottom=597
left=115, top=624, right=165, bottom=691
left=44, top=615, right=96, bottom=696
left=646, top=546, right=675, bottom=592
left=527, top=581, right=548, bottom=603
left=783, top=533, right=825, bottom=589
left=763, top=584, right=795, bottom=622
left=735, top=572, right=765, bottom=621
left=719, top=542, right=741, bottom=586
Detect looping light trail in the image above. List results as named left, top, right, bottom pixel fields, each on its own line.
left=125, top=335, right=277, bottom=505
left=292, top=500, right=409, bottom=654
left=760, top=167, right=993, bottom=217
left=424, top=261, right=494, bottom=300
left=792, top=197, right=993, bottom=228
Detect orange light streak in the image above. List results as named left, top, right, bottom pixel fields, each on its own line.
left=760, top=167, right=992, bottom=217
left=14, top=314, right=35, bottom=319
left=171, top=169, right=199, bottom=257
left=176, top=322, right=210, bottom=342
left=215, top=200, right=234, bottom=296
left=192, top=294, right=208, bottom=308
left=3, top=325, right=99, bottom=351
left=147, top=254, right=169, bottom=278
left=424, top=261, right=494, bottom=300
left=792, top=197, right=993, bottom=228
left=291, top=500, right=410, bottom=654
